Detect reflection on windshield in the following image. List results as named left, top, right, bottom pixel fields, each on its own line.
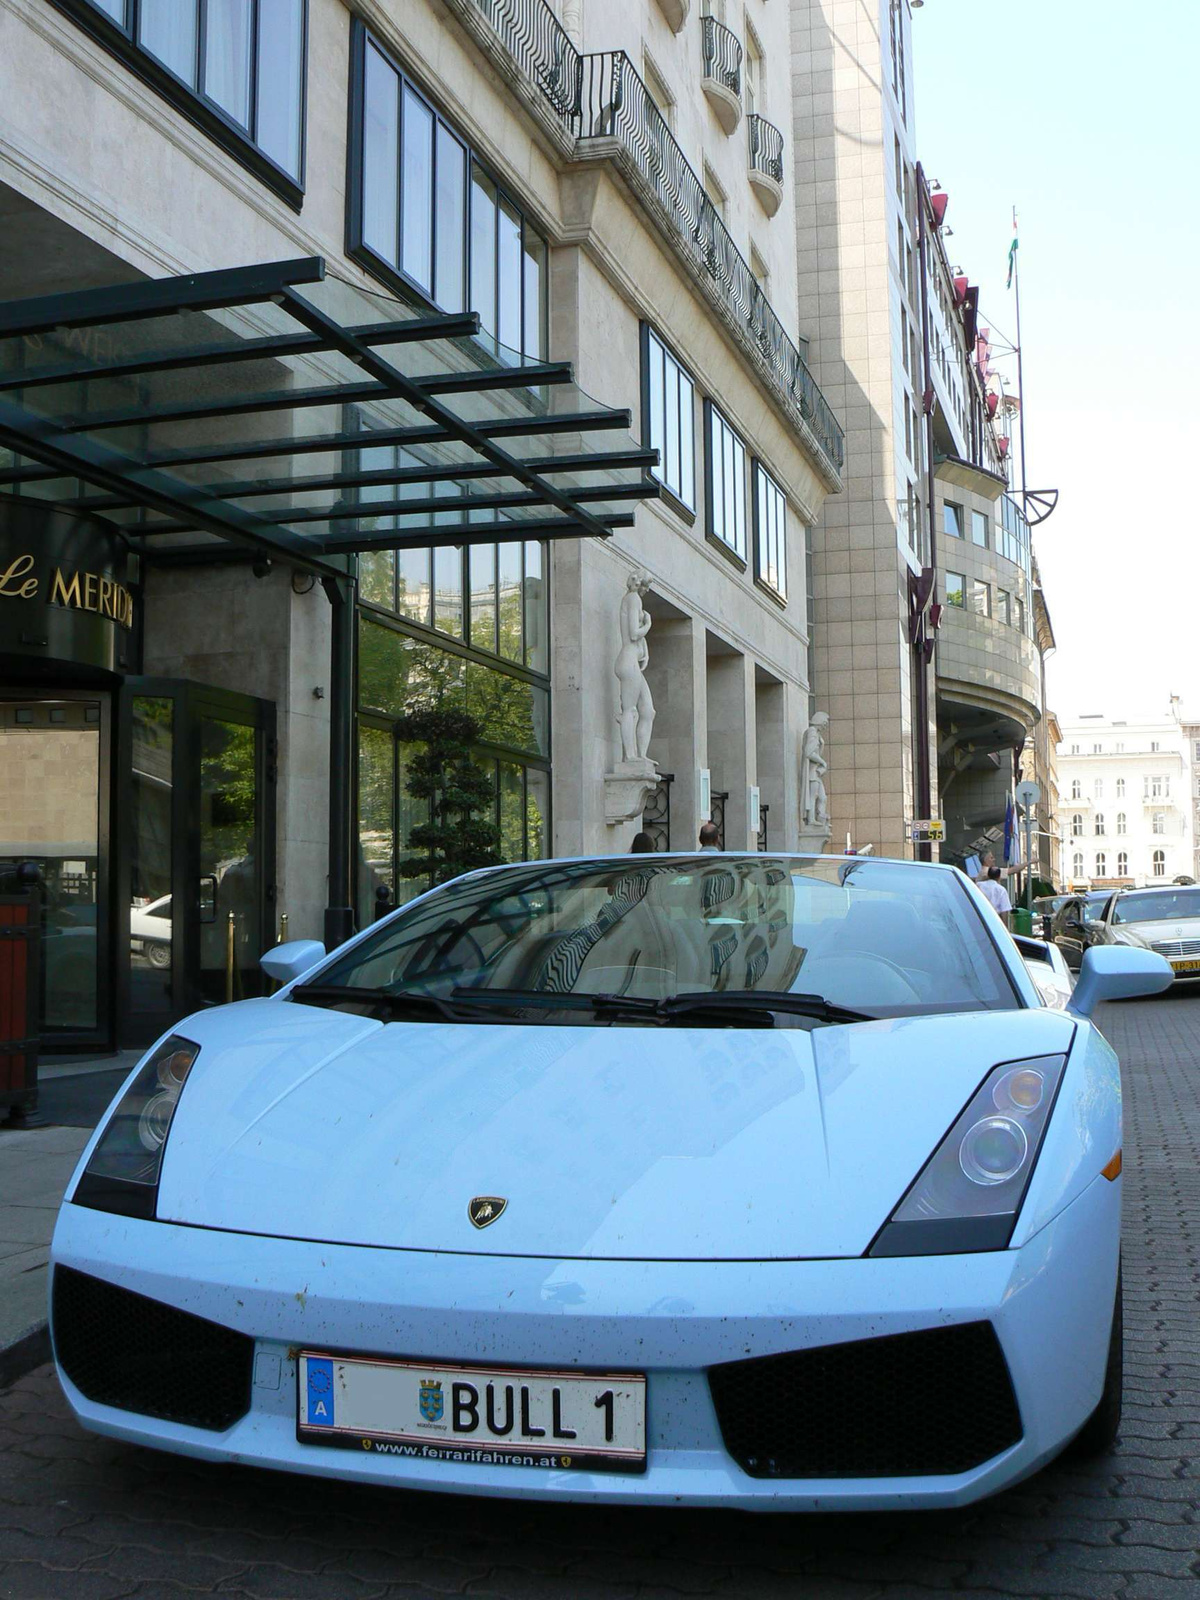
left=1114, top=890, right=1200, bottom=925
left=312, top=857, right=1019, bottom=1022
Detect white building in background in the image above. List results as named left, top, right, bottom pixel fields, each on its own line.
left=1056, top=710, right=1195, bottom=890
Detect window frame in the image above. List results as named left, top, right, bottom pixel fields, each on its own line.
left=640, top=323, right=697, bottom=517
left=751, top=459, right=788, bottom=604
left=943, top=500, right=964, bottom=540
left=704, top=400, right=748, bottom=566
left=944, top=571, right=966, bottom=608
left=347, top=19, right=547, bottom=360
left=55, top=0, right=308, bottom=206
left=970, top=508, right=989, bottom=548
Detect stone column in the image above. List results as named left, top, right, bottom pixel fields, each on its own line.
left=644, top=615, right=707, bottom=851
left=706, top=647, right=756, bottom=851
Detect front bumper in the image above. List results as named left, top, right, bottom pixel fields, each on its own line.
left=49, top=1176, right=1119, bottom=1512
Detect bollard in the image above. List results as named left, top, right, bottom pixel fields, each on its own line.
left=225, top=910, right=236, bottom=1005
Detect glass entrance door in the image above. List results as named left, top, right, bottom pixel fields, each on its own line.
left=0, top=692, right=110, bottom=1047
left=119, top=681, right=275, bottom=1044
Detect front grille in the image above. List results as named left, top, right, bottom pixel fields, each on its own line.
left=709, top=1321, right=1022, bottom=1479
left=1150, top=937, right=1200, bottom=960
left=52, top=1266, right=253, bottom=1432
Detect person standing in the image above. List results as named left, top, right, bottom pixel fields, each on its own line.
left=978, top=866, right=1013, bottom=928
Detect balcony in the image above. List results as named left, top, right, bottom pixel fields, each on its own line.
left=747, top=113, right=784, bottom=215
left=446, top=0, right=844, bottom=482
left=701, top=16, right=742, bottom=133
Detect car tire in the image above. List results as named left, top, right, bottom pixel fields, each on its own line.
left=1070, top=1264, right=1123, bottom=1457
left=146, top=941, right=171, bottom=971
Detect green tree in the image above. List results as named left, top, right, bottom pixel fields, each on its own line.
left=395, top=707, right=501, bottom=885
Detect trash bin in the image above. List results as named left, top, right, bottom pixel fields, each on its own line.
left=1012, top=906, right=1034, bottom=938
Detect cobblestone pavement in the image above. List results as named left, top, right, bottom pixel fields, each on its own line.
left=3, top=994, right=1200, bottom=1600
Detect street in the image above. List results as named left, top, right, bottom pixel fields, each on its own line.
left=0, top=994, right=1198, bottom=1600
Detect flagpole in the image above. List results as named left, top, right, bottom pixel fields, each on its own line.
left=1011, top=206, right=1029, bottom=500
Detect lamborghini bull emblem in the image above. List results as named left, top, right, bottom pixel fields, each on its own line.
left=419, top=1380, right=444, bottom=1423
left=468, top=1195, right=508, bottom=1229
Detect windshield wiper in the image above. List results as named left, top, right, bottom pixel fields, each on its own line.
left=449, top=986, right=870, bottom=1027
left=658, top=990, right=872, bottom=1026
left=290, top=984, right=479, bottom=1023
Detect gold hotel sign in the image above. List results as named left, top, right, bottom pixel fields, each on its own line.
left=0, top=551, right=134, bottom=630
left=0, top=504, right=134, bottom=675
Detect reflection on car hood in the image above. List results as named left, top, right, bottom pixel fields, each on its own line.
left=153, top=998, right=1075, bottom=1261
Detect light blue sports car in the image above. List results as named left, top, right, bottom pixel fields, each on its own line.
left=50, top=854, right=1170, bottom=1510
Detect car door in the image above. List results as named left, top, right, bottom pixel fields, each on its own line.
left=1054, top=898, right=1088, bottom=971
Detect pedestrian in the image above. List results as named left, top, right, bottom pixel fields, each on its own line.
left=698, top=821, right=721, bottom=852
left=630, top=831, right=656, bottom=853
left=978, top=865, right=1013, bottom=928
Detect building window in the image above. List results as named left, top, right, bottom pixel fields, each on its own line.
left=1095, top=853, right=1106, bottom=878
left=1071, top=743, right=1080, bottom=755
left=997, top=589, right=1011, bottom=626
left=1116, top=742, right=1125, bottom=753
left=1153, top=850, right=1166, bottom=877
left=705, top=402, right=748, bottom=562
left=350, top=24, right=546, bottom=360
left=1146, top=775, right=1169, bottom=799
left=1070, top=778, right=1081, bottom=800
left=971, top=510, right=989, bottom=548
left=944, top=572, right=965, bottom=608
left=1117, top=812, right=1127, bottom=835
left=1094, top=779, right=1103, bottom=798
left=971, top=579, right=991, bottom=617
left=1073, top=851, right=1084, bottom=879
left=1094, top=813, right=1105, bottom=836
left=1194, top=741, right=1200, bottom=761
left=642, top=326, right=696, bottom=511
left=1071, top=814, right=1083, bottom=838
left=1151, top=741, right=1160, bottom=752
left=1117, top=852, right=1128, bottom=876
left=943, top=501, right=963, bottom=539
left=67, top=0, right=307, bottom=192
left=1153, top=812, right=1165, bottom=835
left=1014, top=597, right=1025, bottom=634
left=752, top=462, right=787, bottom=600
left=1092, top=742, right=1101, bottom=754
left=1116, top=778, right=1125, bottom=798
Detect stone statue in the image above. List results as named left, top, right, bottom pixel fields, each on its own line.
left=615, top=571, right=655, bottom=763
left=800, top=712, right=830, bottom=828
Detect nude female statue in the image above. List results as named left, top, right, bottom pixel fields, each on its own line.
left=615, top=572, right=655, bottom=763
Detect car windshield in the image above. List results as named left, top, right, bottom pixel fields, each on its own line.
left=1113, top=889, right=1200, bottom=925
left=308, top=856, right=1020, bottom=1023
left=1083, top=896, right=1110, bottom=923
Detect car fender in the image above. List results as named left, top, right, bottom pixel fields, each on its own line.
left=1008, top=1018, right=1120, bottom=1248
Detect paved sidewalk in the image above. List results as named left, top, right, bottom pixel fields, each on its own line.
left=0, top=1126, right=89, bottom=1385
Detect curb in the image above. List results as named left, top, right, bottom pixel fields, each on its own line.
left=0, top=1320, right=51, bottom=1391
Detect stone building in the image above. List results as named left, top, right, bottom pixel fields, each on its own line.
left=789, top=0, right=1051, bottom=862
left=1057, top=709, right=1196, bottom=890
left=0, top=0, right=841, bottom=1050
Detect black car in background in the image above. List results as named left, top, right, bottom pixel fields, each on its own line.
left=1050, top=891, right=1118, bottom=971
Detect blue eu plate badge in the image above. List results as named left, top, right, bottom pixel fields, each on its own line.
left=305, top=1357, right=334, bottom=1427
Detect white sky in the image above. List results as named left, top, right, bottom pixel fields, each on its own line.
left=912, top=0, right=1200, bottom=726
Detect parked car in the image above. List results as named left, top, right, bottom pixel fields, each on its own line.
left=1090, top=885, right=1200, bottom=984
left=50, top=854, right=1171, bottom=1512
left=130, top=894, right=172, bottom=970
left=1033, top=894, right=1072, bottom=941
left=1051, top=891, right=1116, bottom=972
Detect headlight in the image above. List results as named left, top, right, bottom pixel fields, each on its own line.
left=71, top=1035, right=199, bottom=1220
left=869, top=1054, right=1066, bottom=1257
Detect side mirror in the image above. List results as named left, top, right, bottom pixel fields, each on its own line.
left=260, top=939, right=326, bottom=988
left=1067, top=945, right=1173, bottom=1018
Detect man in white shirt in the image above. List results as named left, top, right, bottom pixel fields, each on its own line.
left=978, top=868, right=1013, bottom=927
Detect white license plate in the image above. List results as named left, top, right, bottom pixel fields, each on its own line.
left=297, top=1352, right=646, bottom=1473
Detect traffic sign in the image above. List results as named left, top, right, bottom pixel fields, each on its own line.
left=910, top=818, right=946, bottom=843
left=1015, top=780, right=1041, bottom=810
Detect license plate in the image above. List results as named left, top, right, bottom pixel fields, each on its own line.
left=296, top=1352, right=646, bottom=1473
left=1172, top=959, right=1200, bottom=973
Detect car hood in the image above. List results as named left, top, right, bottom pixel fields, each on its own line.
left=154, top=998, right=1075, bottom=1261
left=1109, top=918, right=1200, bottom=947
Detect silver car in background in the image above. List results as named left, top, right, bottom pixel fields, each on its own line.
left=1094, top=885, right=1200, bottom=983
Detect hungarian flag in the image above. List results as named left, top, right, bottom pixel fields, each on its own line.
left=1006, top=217, right=1019, bottom=289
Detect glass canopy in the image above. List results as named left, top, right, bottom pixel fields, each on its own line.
left=0, top=257, right=659, bottom=576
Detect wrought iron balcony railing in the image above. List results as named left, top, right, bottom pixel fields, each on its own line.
left=452, top=1, right=844, bottom=476
left=471, top=0, right=582, bottom=120
left=701, top=15, right=742, bottom=98
left=747, top=114, right=784, bottom=186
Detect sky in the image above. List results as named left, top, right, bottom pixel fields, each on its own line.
left=912, top=0, right=1200, bottom=725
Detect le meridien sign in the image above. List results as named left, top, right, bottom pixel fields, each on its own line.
left=0, top=501, right=134, bottom=676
